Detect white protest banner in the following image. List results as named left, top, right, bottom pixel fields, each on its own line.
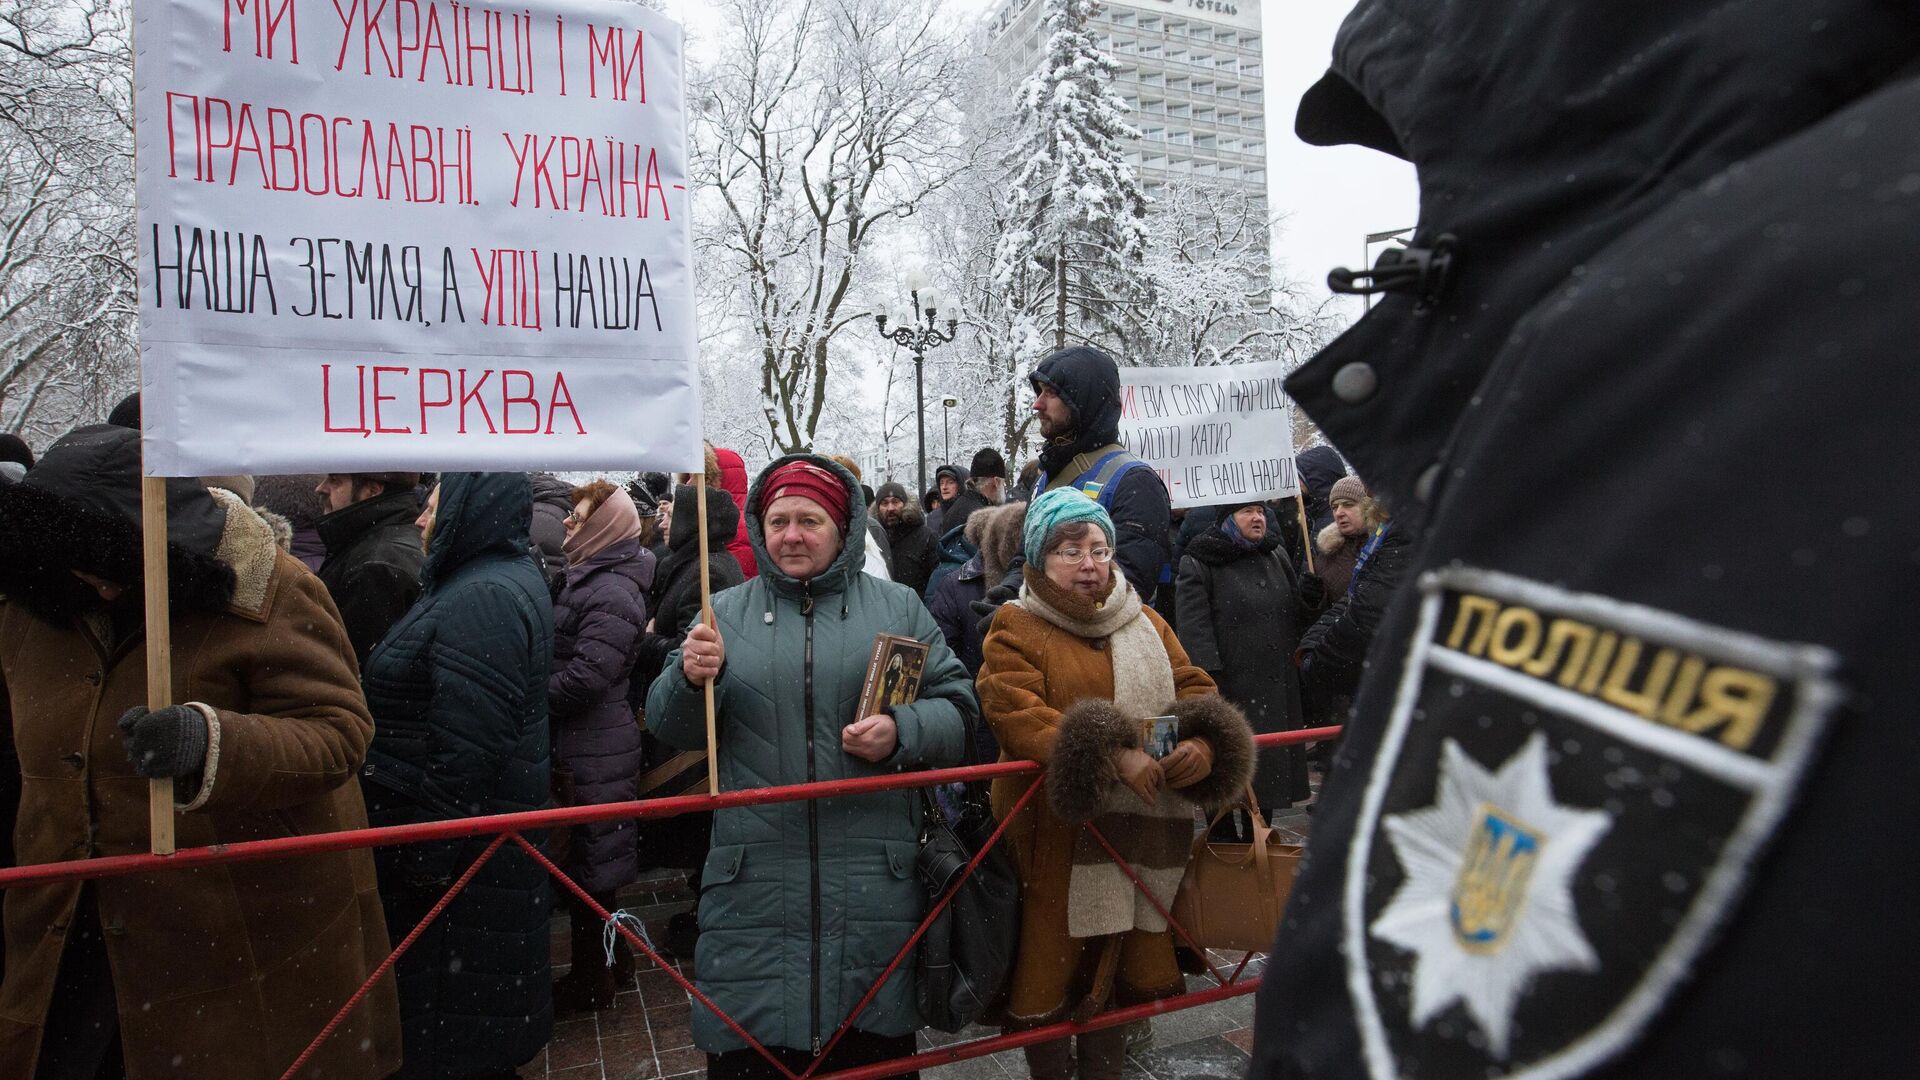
left=1116, top=359, right=1298, bottom=509
left=134, top=0, right=701, bottom=475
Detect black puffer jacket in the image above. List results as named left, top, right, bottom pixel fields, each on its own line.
left=881, top=504, right=939, bottom=597
left=316, top=491, right=424, bottom=666
left=360, top=472, right=554, bottom=1079
left=1255, top=2, right=1920, bottom=1078
left=1030, top=346, right=1171, bottom=600
left=1176, top=523, right=1310, bottom=811
left=549, top=537, right=654, bottom=893
left=1296, top=522, right=1411, bottom=705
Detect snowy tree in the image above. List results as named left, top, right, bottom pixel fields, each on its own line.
left=692, top=0, right=973, bottom=456
left=989, top=0, right=1149, bottom=360
left=1122, top=183, right=1343, bottom=369
left=0, top=0, right=138, bottom=442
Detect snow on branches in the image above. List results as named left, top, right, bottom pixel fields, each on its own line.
left=990, top=0, right=1149, bottom=358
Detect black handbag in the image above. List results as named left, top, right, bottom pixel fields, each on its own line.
left=915, top=781, right=1021, bottom=1032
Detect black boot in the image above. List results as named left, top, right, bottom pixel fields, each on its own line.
left=1077, top=1027, right=1129, bottom=1080
left=553, top=896, right=616, bottom=1015
left=1022, top=1037, right=1074, bottom=1080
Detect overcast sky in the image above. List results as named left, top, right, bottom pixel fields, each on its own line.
left=1258, top=1, right=1418, bottom=315
left=666, top=0, right=1419, bottom=316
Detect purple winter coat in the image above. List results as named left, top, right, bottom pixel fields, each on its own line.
left=549, top=535, right=654, bottom=893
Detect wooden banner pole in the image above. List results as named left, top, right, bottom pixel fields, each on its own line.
left=141, top=476, right=177, bottom=856
left=695, top=471, right=718, bottom=795
left=1294, top=492, right=1316, bottom=575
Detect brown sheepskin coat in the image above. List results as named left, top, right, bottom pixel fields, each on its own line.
left=0, top=486, right=401, bottom=1079
left=977, top=571, right=1253, bottom=1023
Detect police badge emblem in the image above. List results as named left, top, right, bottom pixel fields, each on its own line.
left=1345, top=568, right=1841, bottom=1080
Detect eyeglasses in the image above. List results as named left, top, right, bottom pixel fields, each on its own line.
left=1049, top=546, right=1113, bottom=564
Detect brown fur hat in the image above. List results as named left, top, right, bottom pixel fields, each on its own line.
left=964, top=500, right=1028, bottom=582
left=1046, top=693, right=1256, bottom=823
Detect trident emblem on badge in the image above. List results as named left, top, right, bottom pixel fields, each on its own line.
left=1451, top=803, right=1541, bottom=953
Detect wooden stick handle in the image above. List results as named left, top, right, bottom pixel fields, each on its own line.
left=695, top=472, right=718, bottom=796
left=1294, top=492, right=1316, bottom=575
left=141, top=476, right=176, bottom=856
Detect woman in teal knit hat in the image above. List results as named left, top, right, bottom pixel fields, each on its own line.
left=976, top=488, right=1255, bottom=1079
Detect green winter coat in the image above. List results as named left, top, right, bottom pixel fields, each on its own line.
left=646, top=455, right=977, bottom=1055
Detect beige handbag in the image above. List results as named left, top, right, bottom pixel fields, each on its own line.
left=1169, top=791, right=1305, bottom=953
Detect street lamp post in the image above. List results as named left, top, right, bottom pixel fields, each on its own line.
left=873, top=281, right=957, bottom=496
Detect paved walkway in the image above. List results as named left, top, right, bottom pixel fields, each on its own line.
left=519, top=806, right=1310, bottom=1080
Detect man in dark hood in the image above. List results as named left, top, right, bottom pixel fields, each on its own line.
left=525, top=471, right=575, bottom=591
left=871, top=480, right=937, bottom=596
left=1252, top=3, right=1920, bottom=1079
left=1028, top=345, right=1172, bottom=602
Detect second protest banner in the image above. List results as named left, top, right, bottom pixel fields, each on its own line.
left=1116, top=358, right=1299, bottom=509
left=134, top=0, right=700, bottom=475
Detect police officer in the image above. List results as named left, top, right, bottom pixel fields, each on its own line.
left=1251, top=1, right=1920, bottom=1078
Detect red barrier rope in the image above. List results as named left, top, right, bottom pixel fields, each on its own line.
left=0, top=727, right=1339, bottom=889
left=801, top=775, right=1046, bottom=1079
left=506, top=833, right=804, bottom=1080
left=8, top=724, right=1338, bottom=1080
left=277, top=832, right=511, bottom=1080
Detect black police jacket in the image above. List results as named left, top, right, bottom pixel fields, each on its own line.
left=1252, top=2, right=1920, bottom=1079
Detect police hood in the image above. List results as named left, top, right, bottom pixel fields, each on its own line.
left=1286, top=0, right=1920, bottom=522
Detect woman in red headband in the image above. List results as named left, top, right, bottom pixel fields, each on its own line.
left=643, top=454, right=980, bottom=1080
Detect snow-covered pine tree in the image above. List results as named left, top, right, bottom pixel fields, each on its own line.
left=990, top=0, right=1149, bottom=359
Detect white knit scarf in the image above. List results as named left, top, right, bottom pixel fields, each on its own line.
left=1016, top=573, right=1190, bottom=937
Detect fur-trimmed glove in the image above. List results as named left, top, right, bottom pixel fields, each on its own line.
left=118, top=705, right=209, bottom=779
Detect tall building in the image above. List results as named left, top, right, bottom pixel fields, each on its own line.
left=984, top=0, right=1269, bottom=207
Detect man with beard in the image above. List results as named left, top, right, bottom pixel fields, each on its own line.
left=1027, top=346, right=1171, bottom=602
left=870, top=481, right=938, bottom=597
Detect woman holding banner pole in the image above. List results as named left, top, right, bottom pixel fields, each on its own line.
left=646, top=455, right=976, bottom=1079
left=0, top=426, right=401, bottom=1079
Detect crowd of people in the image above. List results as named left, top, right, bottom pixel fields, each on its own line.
left=0, top=346, right=1407, bottom=1080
